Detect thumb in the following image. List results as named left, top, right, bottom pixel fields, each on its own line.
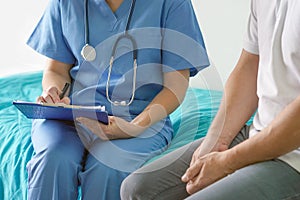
left=60, top=97, right=71, bottom=105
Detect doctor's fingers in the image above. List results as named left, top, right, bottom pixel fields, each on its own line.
left=42, top=87, right=60, bottom=103
left=76, top=117, right=111, bottom=140
left=59, top=96, right=71, bottom=104
left=36, top=94, right=56, bottom=103
left=36, top=95, right=46, bottom=103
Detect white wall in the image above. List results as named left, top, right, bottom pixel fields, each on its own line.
left=0, top=0, right=48, bottom=78
left=191, top=0, right=251, bottom=90
left=0, top=0, right=250, bottom=89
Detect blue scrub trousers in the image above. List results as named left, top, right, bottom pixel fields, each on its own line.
left=27, top=119, right=169, bottom=200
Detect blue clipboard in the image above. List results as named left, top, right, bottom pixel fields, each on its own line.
left=13, top=100, right=109, bottom=125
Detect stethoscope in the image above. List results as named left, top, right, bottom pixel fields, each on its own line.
left=81, top=0, right=138, bottom=106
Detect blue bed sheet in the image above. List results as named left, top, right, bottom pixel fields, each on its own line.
left=0, top=71, right=223, bottom=200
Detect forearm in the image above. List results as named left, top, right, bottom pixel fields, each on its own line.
left=206, top=50, right=259, bottom=146
left=228, top=95, right=300, bottom=170
left=42, top=70, right=70, bottom=91
left=131, top=87, right=184, bottom=127
left=131, top=69, right=189, bottom=128
left=42, top=59, right=72, bottom=91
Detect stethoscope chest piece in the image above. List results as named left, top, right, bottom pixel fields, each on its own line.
left=81, top=44, right=96, bottom=62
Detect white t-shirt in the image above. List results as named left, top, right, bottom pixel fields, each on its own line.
left=244, top=0, right=300, bottom=172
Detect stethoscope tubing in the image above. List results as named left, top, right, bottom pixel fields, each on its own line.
left=82, top=0, right=138, bottom=106
left=84, top=0, right=90, bottom=45
left=111, top=33, right=138, bottom=60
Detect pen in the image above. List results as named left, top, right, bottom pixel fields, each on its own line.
left=59, top=83, right=70, bottom=99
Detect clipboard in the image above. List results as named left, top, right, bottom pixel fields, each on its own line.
left=13, top=100, right=109, bottom=125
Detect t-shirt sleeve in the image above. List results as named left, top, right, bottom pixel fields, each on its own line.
left=26, top=0, right=75, bottom=64
left=161, top=0, right=210, bottom=77
left=243, top=0, right=259, bottom=55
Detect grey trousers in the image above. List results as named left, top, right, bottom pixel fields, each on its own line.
left=120, top=126, right=300, bottom=200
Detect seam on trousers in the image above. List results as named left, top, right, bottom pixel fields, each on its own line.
left=149, top=183, right=187, bottom=200
left=283, top=193, right=300, bottom=200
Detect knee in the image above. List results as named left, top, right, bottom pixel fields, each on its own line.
left=30, top=142, right=80, bottom=172
left=120, top=174, right=136, bottom=200
left=120, top=173, right=149, bottom=200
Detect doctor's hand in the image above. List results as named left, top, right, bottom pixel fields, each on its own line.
left=76, top=116, right=146, bottom=140
left=181, top=150, right=235, bottom=195
left=37, top=85, right=70, bottom=105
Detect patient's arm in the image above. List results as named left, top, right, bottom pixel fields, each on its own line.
left=196, top=49, right=259, bottom=157
left=182, top=49, right=259, bottom=194
left=228, top=94, right=300, bottom=169
left=182, top=49, right=300, bottom=194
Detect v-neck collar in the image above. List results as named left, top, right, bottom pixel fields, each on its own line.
left=96, top=0, right=131, bottom=21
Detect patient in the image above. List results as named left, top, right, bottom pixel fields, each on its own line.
left=120, top=0, right=300, bottom=199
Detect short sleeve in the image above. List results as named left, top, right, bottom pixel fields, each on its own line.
left=162, top=0, right=210, bottom=77
left=26, top=0, right=75, bottom=64
left=243, top=0, right=259, bottom=55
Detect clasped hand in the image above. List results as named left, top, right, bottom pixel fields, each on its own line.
left=181, top=139, right=235, bottom=194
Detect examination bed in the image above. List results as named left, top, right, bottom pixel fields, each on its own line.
left=0, top=71, right=223, bottom=199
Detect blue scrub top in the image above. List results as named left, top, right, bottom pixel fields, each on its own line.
left=27, top=0, right=209, bottom=141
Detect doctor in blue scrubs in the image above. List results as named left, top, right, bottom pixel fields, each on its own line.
left=26, top=0, right=209, bottom=199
